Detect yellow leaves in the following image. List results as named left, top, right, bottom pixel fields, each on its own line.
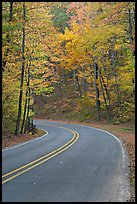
left=114, top=44, right=122, bottom=51
left=63, top=27, right=76, bottom=41
left=32, top=78, right=41, bottom=86
left=71, top=21, right=81, bottom=34
left=120, top=71, right=134, bottom=87
left=42, top=69, right=53, bottom=79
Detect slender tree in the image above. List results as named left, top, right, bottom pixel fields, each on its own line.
left=98, top=67, right=111, bottom=122
left=15, top=2, right=26, bottom=135
left=94, top=60, right=100, bottom=121
left=20, top=61, right=30, bottom=134
left=2, top=2, right=13, bottom=72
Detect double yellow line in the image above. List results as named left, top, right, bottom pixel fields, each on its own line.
left=2, top=124, right=80, bottom=185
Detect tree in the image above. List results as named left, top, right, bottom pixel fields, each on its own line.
left=15, top=2, right=26, bottom=136
left=2, top=2, right=135, bottom=134
left=53, top=2, right=135, bottom=122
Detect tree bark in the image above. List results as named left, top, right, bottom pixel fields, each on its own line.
left=20, top=90, right=28, bottom=134
left=2, top=2, right=13, bottom=72
left=112, top=47, right=121, bottom=108
left=81, top=66, right=87, bottom=95
left=128, top=7, right=135, bottom=102
left=73, top=69, right=77, bottom=95
left=24, top=87, right=30, bottom=133
left=9, top=2, right=13, bottom=22
left=98, top=68, right=111, bottom=122
left=20, top=62, right=30, bottom=134
left=15, top=2, right=26, bottom=135
left=24, top=61, right=31, bottom=133
left=100, top=68, right=111, bottom=105
left=128, top=8, right=133, bottom=46
left=75, top=70, right=82, bottom=99
left=94, top=61, right=100, bottom=121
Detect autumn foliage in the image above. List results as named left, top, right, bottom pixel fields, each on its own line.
left=2, top=2, right=135, bottom=134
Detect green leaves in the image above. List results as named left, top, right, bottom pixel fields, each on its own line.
left=35, top=86, right=55, bottom=96
left=2, top=2, right=135, bottom=134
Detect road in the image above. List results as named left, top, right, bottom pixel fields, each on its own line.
left=2, top=120, right=130, bottom=202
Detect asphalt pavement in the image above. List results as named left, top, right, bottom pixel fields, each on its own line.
left=2, top=120, right=130, bottom=202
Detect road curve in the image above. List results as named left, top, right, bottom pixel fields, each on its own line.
left=2, top=120, right=130, bottom=202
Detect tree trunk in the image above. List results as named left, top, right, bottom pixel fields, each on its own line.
left=128, top=8, right=133, bottom=46
left=30, top=100, right=35, bottom=135
left=62, top=68, right=67, bottom=97
left=112, top=48, right=121, bottom=108
left=24, top=61, right=31, bottom=133
left=20, top=90, right=28, bottom=134
left=81, top=67, right=87, bottom=95
left=15, top=2, right=26, bottom=135
left=100, top=68, right=111, bottom=105
left=20, top=62, right=30, bottom=134
left=24, top=87, right=30, bottom=133
left=94, top=61, right=100, bottom=121
left=75, top=71, right=82, bottom=99
left=2, top=2, right=13, bottom=72
left=128, top=7, right=135, bottom=102
left=9, top=2, right=13, bottom=21
left=98, top=68, right=111, bottom=122
left=73, top=69, right=77, bottom=96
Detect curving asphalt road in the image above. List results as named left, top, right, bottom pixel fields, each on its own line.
left=2, top=120, right=130, bottom=202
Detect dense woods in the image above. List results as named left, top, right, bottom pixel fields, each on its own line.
left=2, top=2, right=135, bottom=135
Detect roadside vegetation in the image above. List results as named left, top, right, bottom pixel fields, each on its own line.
left=2, top=2, right=135, bottom=202
left=2, top=128, right=46, bottom=149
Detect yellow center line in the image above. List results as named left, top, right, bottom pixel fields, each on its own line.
left=2, top=125, right=76, bottom=178
left=2, top=124, right=80, bottom=184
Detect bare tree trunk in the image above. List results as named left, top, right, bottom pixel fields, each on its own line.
left=81, top=67, right=87, bottom=95
left=20, top=62, right=29, bottom=134
left=9, top=2, right=13, bottom=21
left=62, top=68, right=67, bottom=97
left=20, top=90, right=28, bottom=134
left=128, top=8, right=133, bottom=46
left=24, top=61, right=31, bottom=133
left=98, top=68, right=111, bottom=122
left=30, top=98, right=35, bottom=135
left=112, top=48, right=121, bottom=108
left=75, top=71, right=82, bottom=99
left=94, top=61, right=100, bottom=121
left=73, top=69, right=77, bottom=95
left=100, top=68, right=111, bottom=105
left=2, top=2, right=13, bottom=72
left=24, top=88, right=30, bottom=133
left=128, top=7, right=135, bottom=102
left=15, top=2, right=26, bottom=136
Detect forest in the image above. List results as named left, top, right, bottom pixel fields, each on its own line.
left=2, top=2, right=135, bottom=136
